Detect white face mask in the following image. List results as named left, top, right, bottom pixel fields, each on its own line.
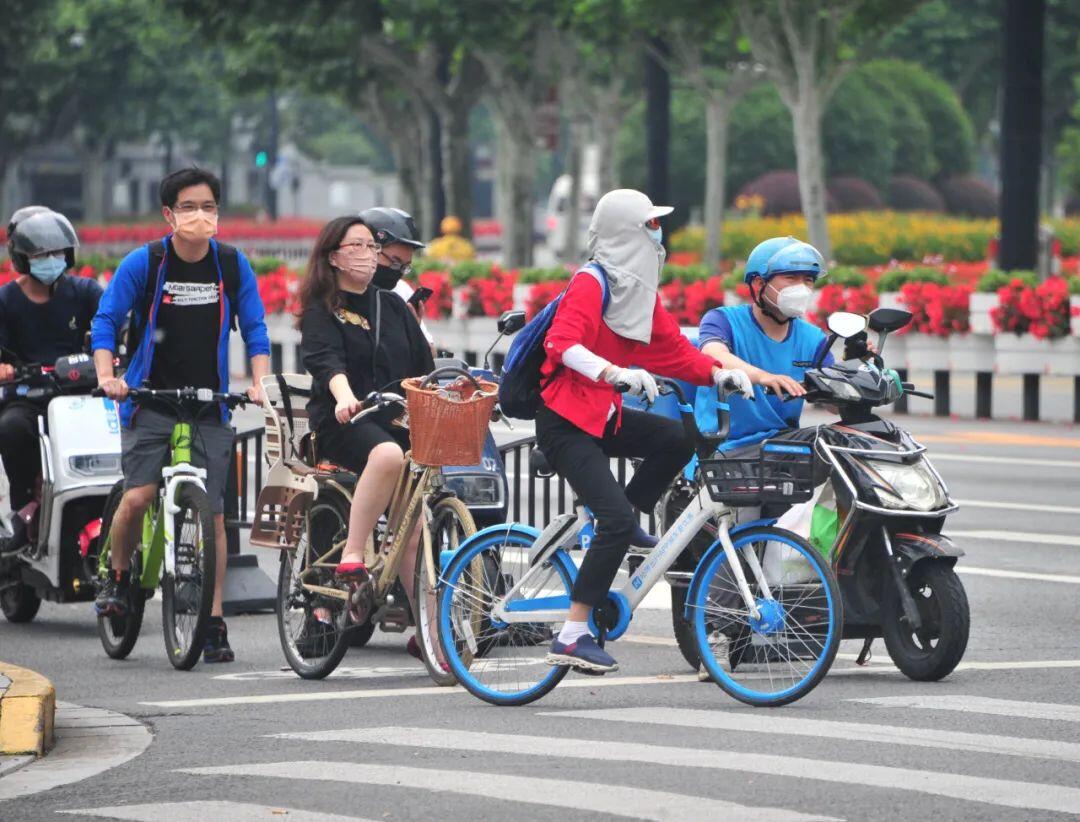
left=768, top=282, right=813, bottom=318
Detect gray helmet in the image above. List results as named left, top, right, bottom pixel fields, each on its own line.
left=359, top=206, right=425, bottom=250
left=7, top=205, right=52, bottom=238
left=9, top=210, right=79, bottom=275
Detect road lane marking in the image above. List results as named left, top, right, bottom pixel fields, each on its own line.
left=854, top=695, right=1080, bottom=723
left=917, top=432, right=1080, bottom=449
left=961, top=566, right=1080, bottom=585
left=212, top=665, right=429, bottom=682
left=177, top=761, right=826, bottom=822
left=931, top=452, right=1080, bottom=469
left=956, top=499, right=1080, bottom=515
left=949, top=530, right=1080, bottom=548
left=535, top=706, right=1080, bottom=762
left=62, top=802, right=365, bottom=822
left=271, top=726, right=1080, bottom=816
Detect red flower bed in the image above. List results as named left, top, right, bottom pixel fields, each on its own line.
left=898, top=281, right=972, bottom=337
left=417, top=271, right=453, bottom=319
left=526, top=280, right=569, bottom=319
left=462, top=264, right=516, bottom=317
left=991, top=276, right=1072, bottom=339
left=811, top=283, right=878, bottom=329
left=256, top=265, right=301, bottom=316
left=661, top=276, right=725, bottom=325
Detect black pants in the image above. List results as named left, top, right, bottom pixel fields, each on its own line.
left=536, top=405, right=693, bottom=608
left=0, top=403, right=42, bottom=511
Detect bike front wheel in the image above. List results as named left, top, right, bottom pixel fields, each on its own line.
left=439, top=527, right=573, bottom=706
left=161, top=484, right=216, bottom=670
left=689, top=525, right=841, bottom=707
left=413, top=496, right=475, bottom=686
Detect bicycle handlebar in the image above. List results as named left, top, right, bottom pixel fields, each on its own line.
left=349, top=391, right=406, bottom=425
left=91, top=386, right=252, bottom=408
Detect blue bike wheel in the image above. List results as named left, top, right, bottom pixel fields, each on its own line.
left=439, top=528, right=575, bottom=706
left=690, top=526, right=841, bottom=707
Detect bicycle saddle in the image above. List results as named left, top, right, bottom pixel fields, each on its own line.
left=529, top=447, right=555, bottom=478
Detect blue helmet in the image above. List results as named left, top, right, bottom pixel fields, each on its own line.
left=743, top=236, right=827, bottom=284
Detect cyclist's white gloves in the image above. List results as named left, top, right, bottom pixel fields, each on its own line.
left=604, top=367, right=659, bottom=403
left=712, top=367, right=754, bottom=399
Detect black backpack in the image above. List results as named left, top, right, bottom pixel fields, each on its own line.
left=124, top=239, right=241, bottom=356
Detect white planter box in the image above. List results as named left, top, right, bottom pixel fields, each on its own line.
left=902, top=333, right=949, bottom=371
left=969, top=292, right=999, bottom=335
left=1045, top=336, right=1080, bottom=376
left=994, top=333, right=1053, bottom=375
left=948, top=334, right=995, bottom=372
left=1071, top=295, right=1080, bottom=337
left=512, top=283, right=532, bottom=311
left=877, top=291, right=904, bottom=311
left=724, top=289, right=745, bottom=306
left=879, top=332, right=906, bottom=368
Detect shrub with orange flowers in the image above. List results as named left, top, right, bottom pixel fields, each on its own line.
left=899, top=281, right=972, bottom=337
left=991, top=276, right=1072, bottom=339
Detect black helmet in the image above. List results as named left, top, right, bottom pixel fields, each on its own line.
left=359, top=207, right=425, bottom=250
left=9, top=210, right=79, bottom=275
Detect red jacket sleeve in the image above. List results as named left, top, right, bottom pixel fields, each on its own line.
left=542, top=273, right=604, bottom=365
left=635, top=296, right=723, bottom=385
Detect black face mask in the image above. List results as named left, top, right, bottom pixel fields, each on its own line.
left=373, top=264, right=402, bottom=290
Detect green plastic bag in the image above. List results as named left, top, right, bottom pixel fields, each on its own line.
left=809, top=504, right=838, bottom=560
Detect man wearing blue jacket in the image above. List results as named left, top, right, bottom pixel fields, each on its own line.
left=90, top=167, right=270, bottom=663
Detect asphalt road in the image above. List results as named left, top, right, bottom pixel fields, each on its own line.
left=1, top=409, right=1079, bottom=821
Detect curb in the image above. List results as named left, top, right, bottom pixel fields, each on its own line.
left=0, top=661, right=55, bottom=757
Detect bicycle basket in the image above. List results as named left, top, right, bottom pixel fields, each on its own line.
left=402, top=375, right=498, bottom=466
left=698, top=440, right=815, bottom=505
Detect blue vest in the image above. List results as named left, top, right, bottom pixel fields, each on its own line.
left=695, top=304, right=827, bottom=451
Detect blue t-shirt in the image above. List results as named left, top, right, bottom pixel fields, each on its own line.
left=696, top=304, right=831, bottom=449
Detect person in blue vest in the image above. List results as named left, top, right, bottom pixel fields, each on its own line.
left=90, top=167, right=271, bottom=663
left=696, top=237, right=832, bottom=450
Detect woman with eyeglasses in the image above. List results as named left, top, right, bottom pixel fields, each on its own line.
left=298, top=216, right=434, bottom=596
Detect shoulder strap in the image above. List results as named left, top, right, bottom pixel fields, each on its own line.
left=216, top=242, right=241, bottom=331
left=577, top=262, right=611, bottom=312
left=131, top=240, right=166, bottom=352
left=372, top=289, right=382, bottom=376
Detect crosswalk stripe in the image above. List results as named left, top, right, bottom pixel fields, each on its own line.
left=854, top=695, right=1080, bottom=723
left=60, top=801, right=366, bottom=821
left=274, top=726, right=1080, bottom=816
left=177, top=761, right=829, bottom=822
left=960, top=566, right=1080, bottom=585
left=536, top=706, right=1080, bottom=762
left=948, top=530, right=1080, bottom=547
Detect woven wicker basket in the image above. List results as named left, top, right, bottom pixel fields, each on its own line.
left=402, top=375, right=498, bottom=466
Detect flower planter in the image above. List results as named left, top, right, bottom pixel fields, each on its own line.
left=902, top=333, right=949, bottom=371
left=512, top=283, right=532, bottom=311
left=994, top=333, right=1054, bottom=375
left=877, top=291, right=904, bottom=311
left=1045, top=336, right=1080, bottom=376
left=948, top=334, right=995, bottom=372
left=724, top=289, right=745, bottom=307
left=969, top=292, right=999, bottom=335
left=1072, top=295, right=1080, bottom=337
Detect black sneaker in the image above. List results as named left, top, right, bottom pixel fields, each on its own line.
left=94, top=571, right=130, bottom=617
left=203, top=617, right=235, bottom=663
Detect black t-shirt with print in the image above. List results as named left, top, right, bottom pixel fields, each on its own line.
left=148, top=247, right=221, bottom=391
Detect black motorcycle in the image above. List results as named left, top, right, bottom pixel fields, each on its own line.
left=667, top=307, right=970, bottom=681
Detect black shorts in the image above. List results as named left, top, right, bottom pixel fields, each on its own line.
left=316, top=420, right=411, bottom=474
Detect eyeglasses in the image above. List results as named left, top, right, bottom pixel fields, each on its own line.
left=337, top=241, right=382, bottom=256
left=382, top=255, right=412, bottom=277
left=173, top=202, right=219, bottom=215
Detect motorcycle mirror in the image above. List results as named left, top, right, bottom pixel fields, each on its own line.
left=827, top=312, right=868, bottom=339
left=497, top=310, right=526, bottom=335
left=868, top=307, right=912, bottom=334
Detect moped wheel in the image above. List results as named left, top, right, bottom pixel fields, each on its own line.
left=96, top=480, right=145, bottom=659
left=277, top=491, right=352, bottom=679
left=161, top=484, right=216, bottom=671
left=882, top=561, right=969, bottom=681
left=0, top=582, right=41, bottom=623
left=413, top=496, right=475, bottom=686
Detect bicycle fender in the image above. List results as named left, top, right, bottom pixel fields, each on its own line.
left=682, top=519, right=777, bottom=620
left=891, top=531, right=963, bottom=578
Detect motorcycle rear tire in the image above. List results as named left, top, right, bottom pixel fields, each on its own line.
left=0, top=582, right=41, bottom=623
left=882, top=561, right=969, bottom=681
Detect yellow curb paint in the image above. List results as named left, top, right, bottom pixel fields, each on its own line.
left=916, top=431, right=1080, bottom=448
left=0, top=661, right=55, bottom=757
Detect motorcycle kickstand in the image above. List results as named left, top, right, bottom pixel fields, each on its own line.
left=855, top=637, right=873, bottom=666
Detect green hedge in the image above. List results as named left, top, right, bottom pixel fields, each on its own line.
left=976, top=270, right=1037, bottom=292
left=876, top=267, right=948, bottom=292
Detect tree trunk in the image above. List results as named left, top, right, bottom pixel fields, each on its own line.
left=790, top=93, right=831, bottom=261
left=439, top=104, right=473, bottom=240
left=80, top=142, right=108, bottom=224
left=644, top=37, right=671, bottom=211
left=562, top=120, right=586, bottom=263
left=592, top=91, right=623, bottom=193
left=703, top=96, right=731, bottom=271
left=998, top=0, right=1044, bottom=273
left=502, top=127, right=536, bottom=268
left=416, top=109, right=439, bottom=239
left=494, top=115, right=513, bottom=245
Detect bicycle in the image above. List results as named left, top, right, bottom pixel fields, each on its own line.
left=252, top=370, right=479, bottom=684
left=94, top=387, right=250, bottom=670
left=437, top=376, right=843, bottom=707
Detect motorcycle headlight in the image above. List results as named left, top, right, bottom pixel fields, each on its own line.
left=870, top=460, right=945, bottom=511
left=69, top=454, right=122, bottom=476
left=822, top=377, right=861, bottom=402
left=443, top=474, right=504, bottom=508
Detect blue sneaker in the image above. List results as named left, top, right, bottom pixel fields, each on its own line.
left=546, top=634, right=618, bottom=673
left=630, top=525, right=658, bottom=550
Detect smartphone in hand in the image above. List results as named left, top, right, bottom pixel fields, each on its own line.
left=407, top=286, right=434, bottom=308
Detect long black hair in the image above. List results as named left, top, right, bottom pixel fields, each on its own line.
left=297, top=215, right=370, bottom=317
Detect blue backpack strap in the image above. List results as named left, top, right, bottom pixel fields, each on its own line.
left=577, top=262, right=610, bottom=312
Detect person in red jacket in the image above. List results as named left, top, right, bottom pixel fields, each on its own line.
left=539, top=188, right=753, bottom=674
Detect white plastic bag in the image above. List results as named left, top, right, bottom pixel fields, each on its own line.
left=763, top=483, right=826, bottom=584
left=0, top=456, right=13, bottom=539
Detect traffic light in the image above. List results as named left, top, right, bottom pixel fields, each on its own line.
left=254, top=150, right=268, bottom=168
